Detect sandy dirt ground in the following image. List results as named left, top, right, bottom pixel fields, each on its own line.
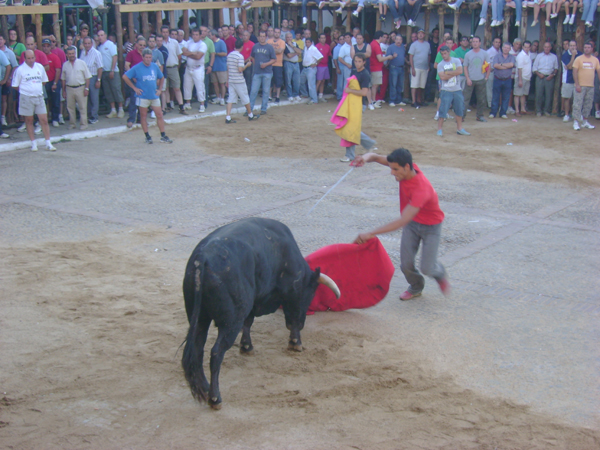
left=1, top=102, right=599, bottom=449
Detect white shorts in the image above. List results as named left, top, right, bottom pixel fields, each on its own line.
left=410, top=68, right=428, bottom=89
left=19, top=94, right=47, bottom=116
left=227, top=82, right=249, bottom=105
left=136, top=98, right=161, bottom=108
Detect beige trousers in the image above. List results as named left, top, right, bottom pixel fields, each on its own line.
left=66, top=86, right=87, bottom=126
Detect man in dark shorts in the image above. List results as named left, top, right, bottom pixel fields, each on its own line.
left=353, top=148, right=450, bottom=300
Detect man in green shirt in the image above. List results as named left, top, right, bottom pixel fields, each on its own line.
left=453, top=36, right=471, bottom=90
left=200, top=26, right=215, bottom=110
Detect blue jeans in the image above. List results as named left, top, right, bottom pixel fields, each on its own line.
left=491, top=77, right=511, bottom=117
left=345, top=131, right=376, bottom=159
left=300, top=66, right=318, bottom=103
left=480, top=0, right=489, bottom=18
left=337, top=65, right=351, bottom=100
left=389, top=66, right=405, bottom=104
left=45, top=81, right=61, bottom=122
left=404, top=0, right=423, bottom=20
left=87, top=75, right=100, bottom=121
left=249, top=72, right=273, bottom=113
left=301, top=0, right=309, bottom=17
left=582, top=0, right=596, bottom=22
left=284, top=61, right=300, bottom=98
left=387, top=0, right=406, bottom=20
left=492, top=0, right=505, bottom=22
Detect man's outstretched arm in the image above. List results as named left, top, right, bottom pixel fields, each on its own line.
left=354, top=205, right=420, bottom=244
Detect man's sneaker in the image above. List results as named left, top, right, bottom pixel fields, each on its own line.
left=399, top=101, right=407, bottom=106
left=368, top=103, right=375, bottom=110
left=352, top=10, right=359, bottom=17
left=318, top=97, right=327, bottom=103
left=437, top=278, right=451, bottom=296
left=31, top=141, right=38, bottom=151
left=582, top=121, right=595, bottom=129
left=434, top=111, right=439, bottom=120
left=145, top=135, right=153, bottom=144
left=595, top=111, right=600, bottom=119
left=210, top=98, right=220, bottom=104
left=307, top=100, right=315, bottom=105
left=117, top=109, right=125, bottom=118
left=0, top=132, right=9, bottom=139
left=372, top=102, right=381, bottom=109
left=1, top=116, right=7, bottom=126
left=545, top=20, right=550, bottom=27
left=319, top=1, right=327, bottom=8
left=457, top=128, right=471, bottom=136
left=501, top=114, right=508, bottom=119
left=563, top=114, right=570, bottom=122
left=219, top=98, right=225, bottom=106
left=225, top=118, right=237, bottom=124
left=408, top=19, right=416, bottom=27
left=17, top=123, right=26, bottom=132
left=183, top=103, right=192, bottom=110
left=479, top=18, right=486, bottom=26
left=248, top=114, right=260, bottom=121
left=106, top=110, right=117, bottom=118
left=199, top=105, right=205, bottom=112
left=400, top=291, right=421, bottom=301
left=389, top=102, right=396, bottom=107
left=507, top=106, right=515, bottom=114
left=34, top=125, right=42, bottom=134
left=340, top=157, right=351, bottom=162
left=447, top=113, right=454, bottom=119
left=573, top=120, right=580, bottom=131
left=46, top=143, right=56, bottom=151
left=489, top=114, right=495, bottom=119
left=160, top=135, right=173, bottom=143
left=436, top=129, right=443, bottom=136
left=179, top=109, right=188, bottom=115
left=448, top=1, right=458, bottom=9
left=303, top=16, right=308, bottom=24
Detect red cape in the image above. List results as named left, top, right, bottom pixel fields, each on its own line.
left=305, top=238, right=395, bottom=314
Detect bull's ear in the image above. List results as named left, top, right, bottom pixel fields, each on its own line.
left=312, top=267, right=321, bottom=279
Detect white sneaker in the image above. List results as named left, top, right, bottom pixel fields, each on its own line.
left=52, top=120, right=59, bottom=127
left=219, top=98, right=225, bottom=106
left=582, top=121, right=595, bottom=129
left=1, top=116, right=6, bottom=126
left=507, top=106, right=515, bottom=114
left=389, top=102, right=396, bottom=107
left=447, top=114, right=454, bottom=119
left=515, top=20, right=520, bottom=26
left=568, top=14, right=575, bottom=24
left=0, top=132, right=9, bottom=139
left=372, top=102, right=381, bottom=109
left=149, top=110, right=156, bottom=119
left=199, top=105, right=205, bottom=112
left=117, top=108, right=125, bottom=118
left=497, top=19, right=504, bottom=26
left=448, top=2, right=458, bottom=9
left=595, top=111, right=600, bottom=119
left=550, top=13, right=557, bottom=18
left=368, top=103, right=375, bottom=110
left=31, top=141, right=38, bottom=151
left=573, top=120, right=580, bottom=131
left=34, top=125, right=42, bottom=134
left=563, top=15, right=570, bottom=24
left=479, top=18, right=486, bottom=26
left=585, top=21, right=593, bottom=27
left=434, top=111, right=439, bottom=120
left=183, top=103, right=192, bottom=110
left=545, top=20, right=550, bottom=26
left=352, top=10, right=359, bottom=17
left=319, top=1, right=326, bottom=8
left=46, top=143, right=57, bottom=151
left=491, top=20, right=498, bottom=26
left=18, top=123, right=26, bottom=132
left=303, top=16, right=308, bottom=24
left=563, top=114, right=570, bottom=122
left=408, top=19, right=416, bottom=27
left=399, top=101, right=407, bottom=106
left=58, top=114, right=65, bottom=124
left=531, top=19, right=538, bottom=26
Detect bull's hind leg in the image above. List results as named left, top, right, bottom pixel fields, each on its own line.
left=208, top=322, right=243, bottom=410
left=183, top=311, right=211, bottom=403
left=240, top=314, right=255, bottom=355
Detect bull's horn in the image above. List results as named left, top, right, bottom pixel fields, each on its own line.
left=318, top=274, right=341, bottom=299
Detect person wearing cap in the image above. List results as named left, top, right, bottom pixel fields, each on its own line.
left=408, top=28, right=430, bottom=108
left=61, top=46, right=91, bottom=130
left=41, top=38, right=62, bottom=127
left=436, top=45, right=470, bottom=136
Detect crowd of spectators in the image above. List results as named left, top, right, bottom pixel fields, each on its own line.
left=1, top=16, right=599, bottom=151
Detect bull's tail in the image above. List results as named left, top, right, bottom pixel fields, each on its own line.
left=182, top=261, right=209, bottom=403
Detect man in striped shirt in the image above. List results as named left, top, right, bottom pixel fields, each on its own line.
left=80, top=36, right=103, bottom=124
left=225, top=39, right=259, bottom=124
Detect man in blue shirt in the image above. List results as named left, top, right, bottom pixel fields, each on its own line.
left=123, top=48, right=173, bottom=144
left=249, top=30, right=276, bottom=116
left=386, top=34, right=405, bottom=107
left=210, top=29, right=228, bottom=105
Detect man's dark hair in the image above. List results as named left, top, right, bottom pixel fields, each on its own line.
left=235, top=38, right=243, bottom=49
left=344, top=32, right=352, bottom=38
left=354, top=52, right=367, bottom=62
left=305, top=37, right=312, bottom=43
left=319, top=33, right=326, bottom=39
left=439, top=45, right=450, bottom=53
left=161, top=25, right=169, bottom=32
left=258, top=30, right=267, bottom=37
left=523, top=40, right=532, bottom=46
left=373, top=30, right=384, bottom=40
left=387, top=148, right=413, bottom=170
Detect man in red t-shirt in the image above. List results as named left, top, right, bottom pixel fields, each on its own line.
left=20, top=36, right=49, bottom=70
left=315, top=33, right=330, bottom=103
left=353, top=148, right=450, bottom=300
left=241, top=31, right=255, bottom=93
left=370, top=31, right=395, bottom=109
left=222, top=27, right=236, bottom=54
left=41, top=38, right=62, bottom=126
left=124, top=37, right=146, bottom=128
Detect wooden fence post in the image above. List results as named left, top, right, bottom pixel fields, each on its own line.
left=502, top=8, right=510, bottom=43
left=521, top=6, right=527, bottom=41
left=452, top=8, right=459, bottom=42
left=424, top=7, right=430, bottom=37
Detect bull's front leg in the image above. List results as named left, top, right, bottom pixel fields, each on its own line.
left=240, top=314, right=255, bottom=355
left=287, top=323, right=303, bottom=352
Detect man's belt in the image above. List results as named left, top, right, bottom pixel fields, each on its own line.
left=67, top=84, right=85, bottom=88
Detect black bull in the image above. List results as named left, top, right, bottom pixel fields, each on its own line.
left=182, top=217, right=340, bottom=409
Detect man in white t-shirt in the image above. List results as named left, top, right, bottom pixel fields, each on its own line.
left=182, top=28, right=208, bottom=112
left=225, top=38, right=260, bottom=123
left=12, top=50, right=56, bottom=151
left=514, top=40, right=532, bottom=116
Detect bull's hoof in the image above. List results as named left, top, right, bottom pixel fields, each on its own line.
left=209, top=398, right=222, bottom=410
left=288, top=342, right=303, bottom=352
left=240, top=345, right=255, bottom=356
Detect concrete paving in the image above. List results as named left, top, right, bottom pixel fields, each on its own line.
left=1, top=105, right=598, bottom=430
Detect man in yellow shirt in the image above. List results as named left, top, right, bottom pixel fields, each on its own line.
left=572, top=41, right=600, bottom=131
